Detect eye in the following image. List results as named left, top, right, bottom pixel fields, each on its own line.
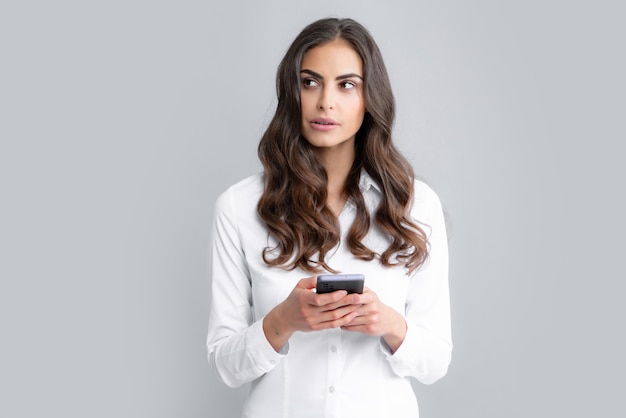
left=340, top=81, right=356, bottom=90
left=302, top=78, right=320, bottom=88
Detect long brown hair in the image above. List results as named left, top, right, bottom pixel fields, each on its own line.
left=257, top=18, right=428, bottom=274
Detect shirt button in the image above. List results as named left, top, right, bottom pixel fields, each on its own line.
left=329, top=386, right=335, bottom=393
left=330, top=345, right=337, bottom=353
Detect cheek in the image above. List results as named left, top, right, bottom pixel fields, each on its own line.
left=347, top=103, right=366, bottom=125
left=300, top=91, right=316, bottom=113
left=347, top=94, right=365, bottom=114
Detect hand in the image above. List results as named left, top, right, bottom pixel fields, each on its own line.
left=263, top=277, right=361, bottom=351
left=341, top=287, right=407, bottom=353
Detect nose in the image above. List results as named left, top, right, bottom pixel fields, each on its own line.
left=317, top=86, right=334, bottom=110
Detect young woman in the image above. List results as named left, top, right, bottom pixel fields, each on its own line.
left=207, top=18, right=451, bottom=418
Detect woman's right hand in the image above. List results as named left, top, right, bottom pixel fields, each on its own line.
left=262, top=276, right=361, bottom=352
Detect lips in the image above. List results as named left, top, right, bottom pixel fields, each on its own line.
left=311, top=118, right=337, bottom=125
left=310, top=117, right=339, bottom=131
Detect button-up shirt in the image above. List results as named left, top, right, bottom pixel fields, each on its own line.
left=207, top=171, right=452, bottom=418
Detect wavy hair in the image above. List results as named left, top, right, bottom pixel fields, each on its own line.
left=257, top=18, right=428, bottom=274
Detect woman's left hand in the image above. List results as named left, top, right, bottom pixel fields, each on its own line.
left=341, top=287, right=407, bottom=353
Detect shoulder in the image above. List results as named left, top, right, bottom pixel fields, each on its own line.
left=413, top=178, right=441, bottom=205
left=411, top=178, right=445, bottom=223
left=214, top=172, right=265, bottom=214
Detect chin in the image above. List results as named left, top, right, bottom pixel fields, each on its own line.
left=302, top=133, right=352, bottom=149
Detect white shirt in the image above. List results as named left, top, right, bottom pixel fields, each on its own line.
left=207, top=171, right=452, bottom=418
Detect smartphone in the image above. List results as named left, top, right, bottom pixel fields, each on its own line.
left=316, top=274, right=364, bottom=294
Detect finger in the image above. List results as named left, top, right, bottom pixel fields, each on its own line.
left=296, top=276, right=317, bottom=290
left=341, top=315, right=368, bottom=327
left=311, top=289, right=348, bottom=307
left=314, top=308, right=359, bottom=330
left=340, top=314, right=369, bottom=328
left=322, top=297, right=363, bottom=313
left=341, top=315, right=377, bottom=330
left=349, top=292, right=374, bottom=305
left=324, top=292, right=370, bottom=309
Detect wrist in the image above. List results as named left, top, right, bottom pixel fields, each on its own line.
left=263, top=304, right=293, bottom=352
left=382, top=312, right=407, bottom=354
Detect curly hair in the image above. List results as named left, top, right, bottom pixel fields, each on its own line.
left=257, top=18, right=428, bottom=274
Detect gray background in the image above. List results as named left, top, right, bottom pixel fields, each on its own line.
left=1, top=0, right=624, bottom=417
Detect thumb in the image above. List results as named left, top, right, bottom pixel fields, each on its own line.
left=296, top=276, right=318, bottom=290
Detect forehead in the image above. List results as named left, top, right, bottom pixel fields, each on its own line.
left=301, top=39, right=363, bottom=74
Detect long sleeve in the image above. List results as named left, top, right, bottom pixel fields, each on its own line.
left=206, top=187, right=285, bottom=388
left=383, top=181, right=453, bottom=384
left=206, top=173, right=451, bottom=417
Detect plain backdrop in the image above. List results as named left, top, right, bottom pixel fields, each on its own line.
left=1, top=1, right=624, bottom=417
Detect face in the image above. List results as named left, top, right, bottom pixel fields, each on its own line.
left=299, top=39, right=366, bottom=152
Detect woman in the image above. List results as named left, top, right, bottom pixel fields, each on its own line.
left=207, top=17, right=451, bottom=418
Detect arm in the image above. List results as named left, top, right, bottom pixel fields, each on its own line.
left=207, top=188, right=363, bottom=387
left=341, top=182, right=452, bottom=384
left=206, top=189, right=284, bottom=388
left=387, top=182, right=452, bottom=384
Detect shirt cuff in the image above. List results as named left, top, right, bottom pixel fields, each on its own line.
left=244, top=318, right=288, bottom=374
left=380, top=320, right=418, bottom=362
left=380, top=322, right=452, bottom=383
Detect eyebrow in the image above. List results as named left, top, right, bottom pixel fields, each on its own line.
left=300, top=69, right=363, bottom=81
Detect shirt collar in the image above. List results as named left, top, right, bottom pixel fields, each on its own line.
left=358, top=169, right=382, bottom=194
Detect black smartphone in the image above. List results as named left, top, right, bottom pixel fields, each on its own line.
left=316, top=274, right=365, bottom=294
